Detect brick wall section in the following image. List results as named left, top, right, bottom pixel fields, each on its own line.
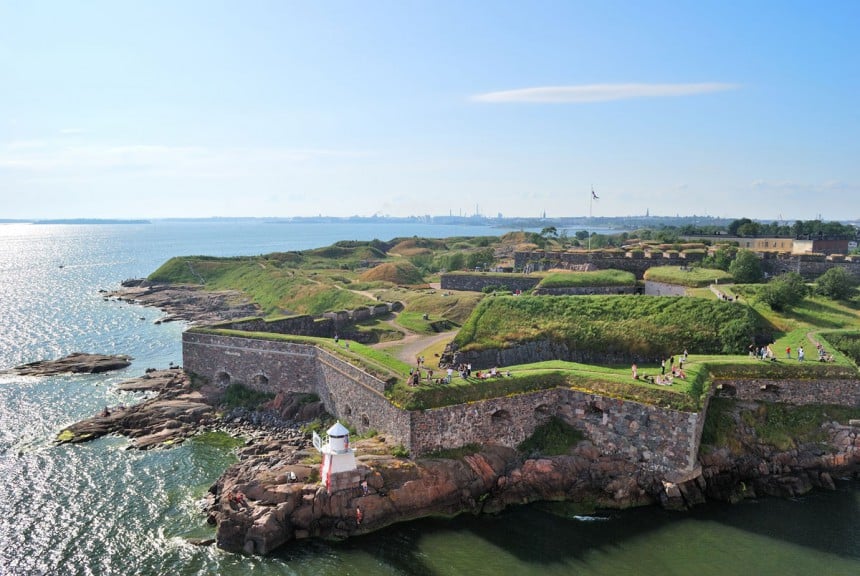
left=713, top=378, right=860, bottom=406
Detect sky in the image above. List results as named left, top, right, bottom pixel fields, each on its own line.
left=1, top=1, right=859, bottom=221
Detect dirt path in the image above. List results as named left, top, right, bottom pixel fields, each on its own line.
left=373, top=319, right=455, bottom=365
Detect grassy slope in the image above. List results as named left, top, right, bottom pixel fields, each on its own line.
left=453, top=294, right=759, bottom=356
left=644, top=265, right=734, bottom=287
left=537, top=269, right=636, bottom=288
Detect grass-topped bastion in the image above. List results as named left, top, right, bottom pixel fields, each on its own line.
left=149, top=232, right=860, bottom=462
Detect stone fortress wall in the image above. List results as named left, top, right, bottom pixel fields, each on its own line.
left=183, top=331, right=858, bottom=475
left=211, top=302, right=402, bottom=342
left=509, top=250, right=860, bottom=281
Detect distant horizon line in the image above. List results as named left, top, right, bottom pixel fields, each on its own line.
left=1, top=214, right=857, bottom=225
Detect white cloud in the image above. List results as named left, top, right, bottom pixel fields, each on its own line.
left=472, top=83, right=739, bottom=103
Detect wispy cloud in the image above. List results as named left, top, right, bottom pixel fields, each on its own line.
left=472, top=82, right=739, bottom=103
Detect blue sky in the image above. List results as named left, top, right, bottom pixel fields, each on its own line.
left=2, top=1, right=858, bottom=220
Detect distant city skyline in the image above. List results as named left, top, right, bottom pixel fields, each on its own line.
left=2, top=1, right=858, bottom=221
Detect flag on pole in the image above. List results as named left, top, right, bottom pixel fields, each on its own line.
left=591, top=187, right=599, bottom=200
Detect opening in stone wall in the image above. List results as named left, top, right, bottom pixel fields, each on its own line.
left=361, top=414, right=370, bottom=427
left=491, top=409, right=512, bottom=425
left=215, top=371, right=231, bottom=387
left=344, top=405, right=353, bottom=416
left=534, top=404, right=552, bottom=418
left=252, top=373, right=269, bottom=387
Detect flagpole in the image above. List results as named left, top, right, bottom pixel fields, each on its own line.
left=588, top=185, right=593, bottom=251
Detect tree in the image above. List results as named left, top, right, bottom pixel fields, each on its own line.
left=466, top=248, right=495, bottom=271
left=540, top=226, right=558, bottom=240
left=728, top=218, right=752, bottom=236
left=758, top=272, right=808, bottom=311
left=575, top=230, right=589, bottom=241
left=816, top=267, right=858, bottom=300
left=728, top=250, right=763, bottom=283
left=701, top=245, right=737, bottom=271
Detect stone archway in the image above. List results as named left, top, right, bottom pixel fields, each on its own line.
left=216, top=371, right=231, bottom=387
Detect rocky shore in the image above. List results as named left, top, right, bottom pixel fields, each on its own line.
left=206, top=417, right=859, bottom=555
left=60, top=364, right=859, bottom=556
left=10, top=352, right=132, bottom=376
left=107, top=279, right=261, bottom=325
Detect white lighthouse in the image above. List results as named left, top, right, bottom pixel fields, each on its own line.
left=313, top=421, right=357, bottom=491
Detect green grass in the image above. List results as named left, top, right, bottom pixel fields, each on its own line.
left=421, top=443, right=483, bottom=460
left=537, top=269, right=636, bottom=288
left=394, top=311, right=439, bottom=334
left=453, top=294, right=760, bottom=357
left=644, top=265, right=734, bottom=287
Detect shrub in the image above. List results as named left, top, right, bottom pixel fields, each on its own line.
left=221, top=383, right=275, bottom=410
left=816, top=267, right=858, bottom=300
left=517, top=417, right=585, bottom=456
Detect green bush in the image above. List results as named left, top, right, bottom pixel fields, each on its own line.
left=518, top=417, right=585, bottom=456
left=222, top=383, right=275, bottom=410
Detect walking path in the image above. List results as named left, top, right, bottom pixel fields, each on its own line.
left=373, top=317, right=455, bottom=365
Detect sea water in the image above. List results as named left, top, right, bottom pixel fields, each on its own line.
left=0, top=221, right=857, bottom=575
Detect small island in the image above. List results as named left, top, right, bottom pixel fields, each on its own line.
left=70, top=226, right=860, bottom=555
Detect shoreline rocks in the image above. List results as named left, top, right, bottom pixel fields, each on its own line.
left=108, top=280, right=260, bottom=325
left=59, top=363, right=860, bottom=557
left=11, top=352, right=132, bottom=376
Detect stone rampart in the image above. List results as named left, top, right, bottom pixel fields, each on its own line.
left=513, top=250, right=860, bottom=281
left=182, top=331, right=699, bottom=469
left=181, top=332, right=856, bottom=475
left=451, top=339, right=654, bottom=370
left=213, top=302, right=401, bottom=338
left=182, top=331, right=320, bottom=394
left=555, top=390, right=701, bottom=471
left=440, top=274, right=540, bottom=293
left=713, top=378, right=860, bottom=406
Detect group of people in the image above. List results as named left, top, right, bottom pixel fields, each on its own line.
left=751, top=341, right=835, bottom=363
left=632, top=349, right=689, bottom=385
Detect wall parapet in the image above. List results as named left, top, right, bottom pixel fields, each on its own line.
left=713, top=378, right=860, bottom=406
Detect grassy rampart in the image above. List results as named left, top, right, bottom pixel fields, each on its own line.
left=453, top=295, right=760, bottom=356
left=643, top=266, right=734, bottom=287
left=536, top=269, right=636, bottom=288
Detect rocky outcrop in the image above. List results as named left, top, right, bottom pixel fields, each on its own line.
left=699, top=421, right=860, bottom=502
left=107, top=281, right=260, bottom=325
left=205, top=438, right=673, bottom=555
left=57, top=368, right=217, bottom=449
left=11, top=352, right=132, bottom=376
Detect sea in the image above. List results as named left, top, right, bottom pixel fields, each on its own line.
left=0, top=221, right=857, bottom=576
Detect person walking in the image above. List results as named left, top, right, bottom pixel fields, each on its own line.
left=786, top=346, right=791, bottom=359
left=798, top=346, right=805, bottom=362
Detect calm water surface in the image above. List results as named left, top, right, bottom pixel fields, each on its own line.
left=0, top=222, right=857, bottom=575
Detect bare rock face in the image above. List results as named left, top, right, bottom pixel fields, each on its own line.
left=11, top=352, right=132, bottom=376
left=107, top=282, right=260, bottom=325
left=56, top=368, right=217, bottom=448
